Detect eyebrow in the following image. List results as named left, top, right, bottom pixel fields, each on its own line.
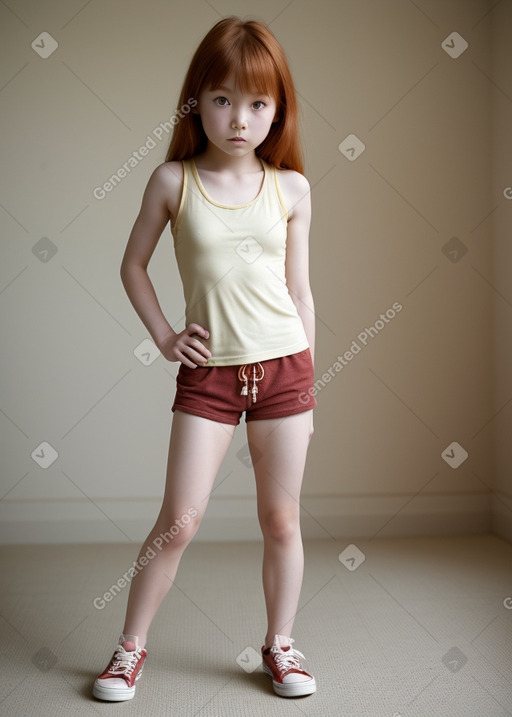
left=210, top=85, right=270, bottom=97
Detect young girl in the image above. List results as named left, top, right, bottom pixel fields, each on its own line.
left=93, top=16, right=317, bottom=702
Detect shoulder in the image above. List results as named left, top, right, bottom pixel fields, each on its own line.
left=150, top=160, right=183, bottom=191
left=274, top=168, right=310, bottom=221
left=147, top=161, right=184, bottom=221
left=274, top=167, right=311, bottom=222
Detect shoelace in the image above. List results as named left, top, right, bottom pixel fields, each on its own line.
left=107, top=646, right=142, bottom=676
left=271, top=646, right=307, bottom=674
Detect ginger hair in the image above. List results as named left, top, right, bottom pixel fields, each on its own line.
left=165, top=16, right=303, bottom=173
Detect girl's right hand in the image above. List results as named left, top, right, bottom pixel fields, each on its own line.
left=158, top=324, right=211, bottom=368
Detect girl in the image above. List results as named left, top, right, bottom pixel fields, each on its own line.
left=93, top=16, right=317, bottom=702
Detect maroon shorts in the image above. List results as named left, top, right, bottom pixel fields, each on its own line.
left=171, top=348, right=317, bottom=426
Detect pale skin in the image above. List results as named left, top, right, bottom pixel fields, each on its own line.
left=118, top=75, right=315, bottom=653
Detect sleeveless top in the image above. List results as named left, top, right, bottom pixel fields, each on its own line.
left=170, top=157, right=310, bottom=366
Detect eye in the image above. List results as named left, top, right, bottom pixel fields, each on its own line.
left=214, top=96, right=229, bottom=106
left=252, top=101, right=265, bottom=110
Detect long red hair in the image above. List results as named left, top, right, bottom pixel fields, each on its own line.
left=165, top=17, right=303, bottom=174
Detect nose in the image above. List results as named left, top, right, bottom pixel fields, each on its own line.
left=231, top=109, right=247, bottom=130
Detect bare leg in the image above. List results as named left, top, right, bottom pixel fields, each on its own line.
left=247, top=410, right=313, bottom=649
left=121, top=410, right=236, bottom=649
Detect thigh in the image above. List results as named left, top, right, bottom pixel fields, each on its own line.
left=246, top=411, right=313, bottom=514
left=158, top=409, right=236, bottom=522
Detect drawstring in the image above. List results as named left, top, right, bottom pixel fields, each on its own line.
left=238, top=362, right=264, bottom=403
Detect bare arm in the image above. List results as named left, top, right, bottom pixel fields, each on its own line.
left=284, top=172, right=315, bottom=368
left=120, top=163, right=211, bottom=368
left=284, top=171, right=316, bottom=439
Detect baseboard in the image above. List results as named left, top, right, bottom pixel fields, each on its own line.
left=0, top=493, right=493, bottom=544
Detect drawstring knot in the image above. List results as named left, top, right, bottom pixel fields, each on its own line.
left=238, top=362, right=264, bottom=403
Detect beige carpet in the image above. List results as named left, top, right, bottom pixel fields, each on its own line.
left=0, top=534, right=511, bottom=716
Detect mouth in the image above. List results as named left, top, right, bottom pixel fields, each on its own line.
left=228, top=137, right=246, bottom=142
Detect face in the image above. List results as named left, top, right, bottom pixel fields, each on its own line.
left=195, top=74, right=278, bottom=158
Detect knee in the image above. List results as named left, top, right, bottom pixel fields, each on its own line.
left=259, top=508, right=300, bottom=543
left=151, top=514, right=202, bottom=551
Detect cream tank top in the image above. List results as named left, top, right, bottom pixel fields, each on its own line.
left=171, top=157, right=310, bottom=367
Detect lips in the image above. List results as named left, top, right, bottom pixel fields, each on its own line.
left=228, top=137, right=246, bottom=142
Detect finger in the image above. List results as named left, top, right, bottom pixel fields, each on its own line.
left=181, top=345, right=210, bottom=367
left=186, top=323, right=209, bottom=339
left=189, top=338, right=211, bottom=358
left=177, top=346, right=203, bottom=368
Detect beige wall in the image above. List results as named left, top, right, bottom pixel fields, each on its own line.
left=491, top=0, right=512, bottom=541
left=0, top=0, right=510, bottom=544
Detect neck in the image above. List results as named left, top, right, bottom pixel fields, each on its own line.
left=195, top=142, right=263, bottom=174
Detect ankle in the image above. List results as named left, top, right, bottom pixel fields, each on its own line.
left=122, top=641, right=137, bottom=651
left=119, top=633, right=145, bottom=651
left=265, top=633, right=291, bottom=650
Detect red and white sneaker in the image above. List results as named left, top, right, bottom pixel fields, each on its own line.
left=93, top=636, right=147, bottom=701
left=261, top=634, right=316, bottom=697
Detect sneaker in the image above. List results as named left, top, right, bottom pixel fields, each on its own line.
left=93, top=637, right=147, bottom=701
left=261, top=634, right=316, bottom=697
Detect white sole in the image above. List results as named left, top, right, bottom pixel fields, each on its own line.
left=93, top=664, right=144, bottom=702
left=262, top=662, right=316, bottom=697
left=92, top=679, right=136, bottom=701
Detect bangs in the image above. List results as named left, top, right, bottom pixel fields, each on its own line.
left=203, top=37, right=281, bottom=101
